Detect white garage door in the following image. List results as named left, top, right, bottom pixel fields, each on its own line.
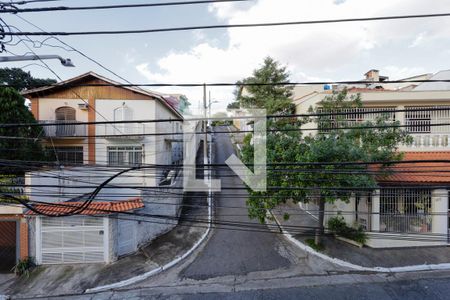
left=38, top=216, right=106, bottom=264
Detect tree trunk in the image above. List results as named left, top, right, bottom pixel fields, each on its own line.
left=314, top=197, right=325, bottom=245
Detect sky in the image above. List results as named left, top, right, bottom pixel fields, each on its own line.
left=2, top=0, right=450, bottom=110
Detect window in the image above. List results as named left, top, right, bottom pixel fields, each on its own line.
left=405, top=106, right=450, bottom=134
left=107, top=146, right=142, bottom=166
left=55, top=106, right=77, bottom=136
left=113, top=104, right=133, bottom=134
left=405, top=107, right=431, bottom=133
left=49, top=146, right=84, bottom=165
left=318, top=107, right=395, bottom=133
left=380, top=188, right=432, bottom=233
left=55, top=106, right=76, bottom=121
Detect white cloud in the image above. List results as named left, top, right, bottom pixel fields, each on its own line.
left=409, top=32, right=426, bottom=48
left=137, top=0, right=450, bottom=106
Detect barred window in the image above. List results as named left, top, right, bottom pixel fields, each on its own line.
left=49, top=146, right=84, bottom=165
left=107, top=146, right=142, bottom=166
left=318, top=107, right=395, bottom=133
left=405, top=106, right=450, bottom=134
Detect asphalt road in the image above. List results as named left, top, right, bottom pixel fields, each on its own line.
left=180, top=126, right=295, bottom=280
left=122, top=276, right=450, bottom=300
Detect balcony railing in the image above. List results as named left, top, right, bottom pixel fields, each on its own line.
left=102, top=124, right=146, bottom=139
left=404, top=133, right=450, bottom=149
left=40, top=120, right=86, bottom=138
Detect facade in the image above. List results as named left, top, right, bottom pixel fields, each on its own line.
left=21, top=72, right=185, bottom=264
left=294, top=69, right=450, bottom=248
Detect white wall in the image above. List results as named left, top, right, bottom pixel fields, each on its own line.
left=37, top=98, right=89, bottom=122
left=26, top=167, right=142, bottom=203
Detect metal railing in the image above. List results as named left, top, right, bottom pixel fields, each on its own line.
left=103, top=124, right=146, bottom=139
left=40, top=120, right=86, bottom=138
left=380, top=214, right=432, bottom=233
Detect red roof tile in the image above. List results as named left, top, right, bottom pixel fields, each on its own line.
left=26, top=197, right=144, bottom=216
left=376, top=152, right=450, bottom=184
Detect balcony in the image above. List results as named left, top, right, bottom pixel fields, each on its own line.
left=40, top=120, right=86, bottom=138
left=102, top=124, right=146, bottom=140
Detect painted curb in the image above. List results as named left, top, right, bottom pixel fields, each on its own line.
left=274, top=214, right=450, bottom=273
left=86, top=135, right=214, bottom=293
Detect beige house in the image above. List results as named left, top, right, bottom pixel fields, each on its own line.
left=294, top=70, right=450, bottom=248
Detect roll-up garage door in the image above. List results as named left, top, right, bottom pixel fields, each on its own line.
left=39, top=216, right=106, bottom=264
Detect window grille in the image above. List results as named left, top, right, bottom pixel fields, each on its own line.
left=107, top=146, right=142, bottom=166
left=405, top=106, right=450, bottom=133
left=49, top=146, right=84, bottom=165
left=318, top=107, right=395, bottom=132
left=380, top=188, right=432, bottom=233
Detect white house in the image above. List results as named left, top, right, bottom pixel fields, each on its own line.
left=21, top=72, right=187, bottom=264
left=294, top=69, right=450, bottom=248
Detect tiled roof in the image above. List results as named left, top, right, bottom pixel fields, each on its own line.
left=26, top=197, right=144, bottom=216
left=376, top=152, right=450, bottom=184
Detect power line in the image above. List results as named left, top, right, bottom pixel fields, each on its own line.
left=3, top=106, right=450, bottom=128
left=3, top=0, right=62, bottom=4
left=1, top=12, right=450, bottom=35
left=6, top=78, right=450, bottom=89
left=2, top=0, right=249, bottom=13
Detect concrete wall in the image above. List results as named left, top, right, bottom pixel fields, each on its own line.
left=25, top=167, right=142, bottom=203
left=135, top=176, right=183, bottom=248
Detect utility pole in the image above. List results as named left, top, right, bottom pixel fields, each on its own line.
left=208, top=91, right=212, bottom=125
left=203, top=83, right=208, bottom=166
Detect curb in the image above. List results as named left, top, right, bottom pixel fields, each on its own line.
left=273, top=214, right=450, bottom=273
left=86, top=135, right=214, bottom=293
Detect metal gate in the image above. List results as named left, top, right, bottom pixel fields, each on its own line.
left=0, top=221, right=16, bottom=272
left=39, top=216, right=106, bottom=264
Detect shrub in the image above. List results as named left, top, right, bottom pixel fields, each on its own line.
left=305, top=238, right=324, bottom=251
left=12, top=257, right=35, bottom=277
left=327, top=215, right=367, bottom=245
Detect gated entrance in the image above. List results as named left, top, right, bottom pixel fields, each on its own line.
left=0, top=221, right=17, bottom=272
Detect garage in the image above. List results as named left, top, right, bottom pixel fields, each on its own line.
left=37, top=216, right=107, bottom=264
left=0, top=221, right=17, bottom=272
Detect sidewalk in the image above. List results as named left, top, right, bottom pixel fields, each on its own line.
left=5, top=192, right=208, bottom=298
left=273, top=201, right=450, bottom=269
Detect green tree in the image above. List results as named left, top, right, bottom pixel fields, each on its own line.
left=237, top=57, right=294, bottom=115
left=299, top=91, right=411, bottom=243
left=243, top=86, right=411, bottom=245
left=0, top=87, right=49, bottom=174
left=0, top=68, right=56, bottom=91
left=238, top=57, right=305, bottom=221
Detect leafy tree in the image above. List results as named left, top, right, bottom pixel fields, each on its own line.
left=298, top=91, right=411, bottom=243
left=0, top=68, right=56, bottom=91
left=227, top=101, right=240, bottom=110
left=243, top=85, right=411, bottom=245
left=236, top=57, right=294, bottom=115
left=0, top=87, right=49, bottom=174
left=238, top=57, right=305, bottom=221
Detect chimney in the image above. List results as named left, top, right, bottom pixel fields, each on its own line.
left=365, top=69, right=380, bottom=81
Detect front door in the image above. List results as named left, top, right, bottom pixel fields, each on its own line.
left=0, top=221, right=17, bottom=272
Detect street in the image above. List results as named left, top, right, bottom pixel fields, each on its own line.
left=55, top=128, right=450, bottom=300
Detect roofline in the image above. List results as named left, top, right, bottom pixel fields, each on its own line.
left=21, top=71, right=183, bottom=119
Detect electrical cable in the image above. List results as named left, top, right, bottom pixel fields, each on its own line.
left=0, top=12, right=449, bottom=35
left=1, top=0, right=250, bottom=13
